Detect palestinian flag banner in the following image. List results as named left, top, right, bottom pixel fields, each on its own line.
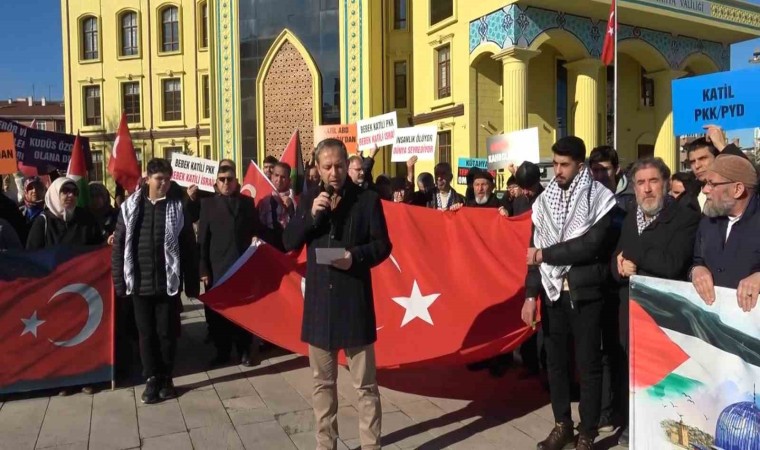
left=630, top=276, right=760, bottom=449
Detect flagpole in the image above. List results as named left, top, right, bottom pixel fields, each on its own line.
left=613, top=0, right=618, bottom=151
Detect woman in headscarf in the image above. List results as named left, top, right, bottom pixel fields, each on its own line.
left=26, top=177, right=105, bottom=250
left=89, top=182, right=117, bottom=237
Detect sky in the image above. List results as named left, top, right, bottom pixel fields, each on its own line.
left=0, top=0, right=758, bottom=145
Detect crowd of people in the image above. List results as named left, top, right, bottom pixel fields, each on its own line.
left=1, top=124, right=759, bottom=450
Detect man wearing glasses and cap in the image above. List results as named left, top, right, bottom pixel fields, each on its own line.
left=198, top=163, right=263, bottom=367
left=691, top=153, right=760, bottom=312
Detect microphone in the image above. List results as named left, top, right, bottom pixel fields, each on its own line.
left=314, top=184, right=335, bottom=226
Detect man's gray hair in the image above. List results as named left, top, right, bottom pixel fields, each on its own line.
left=315, top=138, right=349, bottom=164
left=630, top=157, right=671, bottom=183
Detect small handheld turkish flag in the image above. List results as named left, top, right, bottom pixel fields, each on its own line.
left=202, top=203, right=534, bottom=368
left=601, top=0, right=616, bottom=66
left=241, top=161, right=276, bottom=206
left=108, top=113, right=141, bottom=193
left=0, top=247, right=114, bottom=394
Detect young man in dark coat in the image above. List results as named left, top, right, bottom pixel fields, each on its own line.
left=198, top=164, right=262, bottom=367
left=522, top=136, right=617, bottom=450
left=611, top=157, right=700, bottom=446
left=284, top=138, right=391, bottom=450
left=112, top=158, right=199, bottom=404
left=691, top=154, right=760, bottom=313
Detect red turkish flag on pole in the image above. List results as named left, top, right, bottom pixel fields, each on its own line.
left=108, top=113, right=141, bottom=192
left=0, top=247, right=114, bottom=394
left=201, top=204, right=535, bottom=368
left=241, top=161, right=276, bottom=206
left=601, top=0, right=616, bottom=66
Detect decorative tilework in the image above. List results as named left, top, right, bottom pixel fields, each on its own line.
left=343, top=0, right=362, bottom=122
left=469, top=4, right=729, bottom=71
left=215, top=0, right=237, bottom=161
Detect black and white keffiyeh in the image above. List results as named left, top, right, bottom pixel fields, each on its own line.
left=122, top=188, right=184, bottom=296
left=532, top=168, right=616, bottom=301
left=636, top=208, right=657, bottom=235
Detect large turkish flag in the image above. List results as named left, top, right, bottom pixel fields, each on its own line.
left=0, top=246, right=113, bottom=393
left=202, top=202, right=534, bottom=368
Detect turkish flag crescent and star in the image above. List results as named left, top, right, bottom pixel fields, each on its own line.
left=241, top=161, right=277, bottom=207
left=202, top=203, right=535, bottom=368
left=601, top=0, right=616, bottom=66
left=0, top=246, right=114, bottom=394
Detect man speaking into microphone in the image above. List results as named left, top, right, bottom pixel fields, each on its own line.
left=284, top=138, right=392, bottom=450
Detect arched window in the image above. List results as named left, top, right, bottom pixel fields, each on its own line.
left=81, top=16, right=99, bottom=60
left=161, top=6, right=180, bottom=52
left=120, top=11, right=139, bottom=56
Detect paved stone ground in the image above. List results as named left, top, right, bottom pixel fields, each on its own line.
left=0, top=297, right=626, bottom=450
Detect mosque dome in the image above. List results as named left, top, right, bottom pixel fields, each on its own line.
left=715, top=401, right=760, bottom=450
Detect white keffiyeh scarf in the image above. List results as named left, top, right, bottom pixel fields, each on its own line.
left=532, top=168, right=616, bottom=301
left=122, top=188, right=184, bottom=296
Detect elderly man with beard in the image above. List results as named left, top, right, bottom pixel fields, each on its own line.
left=611, top=157, right=700, bottom=446
left=522, top=136, right=617, bottom=450
left=691, top=154, right=760, bottom=313
left=466, top=171, right=500, bottom=208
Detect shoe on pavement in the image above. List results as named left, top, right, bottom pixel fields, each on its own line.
left=598, top=415, right=615, bottom=433
left=141, top=376, right=160, bottom=404
left=576, top=433, right=596, bottom=450
left=536, top=422, right=575, bottom=450
left=158, top=376, right=177, bottom=400
left=618, top=427, right=629, bottom=447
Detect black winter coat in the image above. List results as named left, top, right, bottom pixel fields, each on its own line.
left=198, top=194, right=260, bottom=286
left=26, top=208, right=104, bottom=250
left=693, top=194, right=760, bottom=289
left=283, top=181, right=392, bottom=350
left=1, top=194, right=28, bottom=243
left=111, top=191, right=199, bottom=298
left=612, top=200, right=700, bottom=301
left=525, top=212, right=615, bottom=302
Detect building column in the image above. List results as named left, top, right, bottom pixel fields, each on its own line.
left=649, top=69, right=688, bottom=171
left=565, top=59, right=604, bottom=149
left=492, top=47, right=541, bottom=133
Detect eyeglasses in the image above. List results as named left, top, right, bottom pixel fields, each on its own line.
left=60, top=186, right=79, bottom=196
left=217, top=176, right=235, bottom=183
left=704, top=180, right=736, bottom=190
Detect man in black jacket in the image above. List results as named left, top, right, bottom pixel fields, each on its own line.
left=611, top=157, right=700, bottom=446
left=112, top=158, right=199, bottom=404
left=258, top=162, right=296, bottom=252
left=522, top=136, right=617, bottom=450
left=691, top=154, right=760, bottom=313
left=198, top=165, right=262, bottom=367
left=284, top=138, right=391, bottom=450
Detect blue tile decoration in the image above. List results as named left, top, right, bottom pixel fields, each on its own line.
left=469, top=4, right=728, bottom=70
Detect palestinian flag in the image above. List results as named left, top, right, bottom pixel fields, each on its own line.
left=629, top=276, right=760, bottom=449
left=66, top=134, right=90, bottom=208
left=279, top=130, right=305, bottom=196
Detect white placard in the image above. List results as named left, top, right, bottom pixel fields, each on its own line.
left=486, top=127, right=540, bottom=170
left=391, top=126, right=437, bottom=162
left=170, top=153, right=220, bottom=193
left=356, top=111, right=397, bottom=151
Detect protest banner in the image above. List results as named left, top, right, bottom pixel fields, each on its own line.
left=486, top=127, right=540, bottom=170
left=391, top=126, right=437, bottom=162
left=356, top=111, right=397, bottom=151
left=170, top=153, right=219, bottom=192
left=314, top=123, right=358, bottom=154
left=0, top=118, right=92, bottom=171
left=456, top=157, right=495, bottom=185
left=673, top=67, right=760, bottom=135
left=629, top=276, right=760, bottom=449
left=0, top=132, right=17, bottom=175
